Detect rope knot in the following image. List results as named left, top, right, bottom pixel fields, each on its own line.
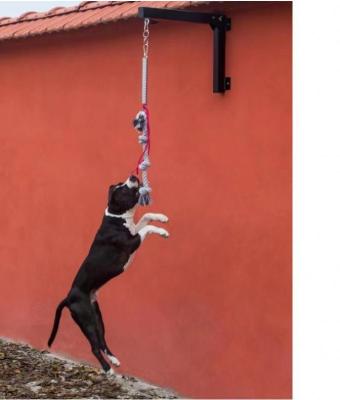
left=138, top=134, right=148, bottom=144
left=139, top=159, right=151, bottom=171
left=139, top=186, right=152, bottom=196
left=133, top=111, right=146, bottom=132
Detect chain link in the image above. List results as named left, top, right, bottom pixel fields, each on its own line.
left=143, top=18, right=150, bottom=58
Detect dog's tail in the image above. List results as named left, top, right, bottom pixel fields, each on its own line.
left=47, top=298, right=68, bottom=348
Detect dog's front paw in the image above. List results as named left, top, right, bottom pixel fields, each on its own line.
left=108, top=355, right=121, bottom=367
left=158, top=214, right=169, bottom=223
left=158, top=228, right=170, bottom=238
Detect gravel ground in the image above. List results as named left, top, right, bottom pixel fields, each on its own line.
left=0, top=338, right=178, bottom=399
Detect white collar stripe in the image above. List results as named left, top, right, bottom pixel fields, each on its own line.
left=105, top=207, right=135, bottom=220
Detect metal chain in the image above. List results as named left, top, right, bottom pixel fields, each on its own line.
left=143, top=18, right=150, bottom=58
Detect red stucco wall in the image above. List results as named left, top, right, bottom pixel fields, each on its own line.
left=0, top=2, right=291, bottom=398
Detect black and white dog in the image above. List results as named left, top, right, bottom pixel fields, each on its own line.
left=47, top=175, right=169, bottom=374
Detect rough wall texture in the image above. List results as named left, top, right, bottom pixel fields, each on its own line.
left=0, top=2, right=291, bottom=398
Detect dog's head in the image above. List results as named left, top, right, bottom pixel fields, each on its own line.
left=107, top=176, right=140, bottom=215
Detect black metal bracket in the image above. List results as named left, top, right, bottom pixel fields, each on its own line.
left=138, top=7, right=231, bottom=93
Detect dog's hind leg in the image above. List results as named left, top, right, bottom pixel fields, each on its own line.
left=92, top=300, right=120, bottom=367
left=69, top=298, right=112, bottom=373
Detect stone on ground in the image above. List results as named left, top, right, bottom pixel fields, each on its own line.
left=0, top=338, right=178, bottom=399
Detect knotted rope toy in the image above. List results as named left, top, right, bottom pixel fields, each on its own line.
left=133, top=18, right=152, bottom=206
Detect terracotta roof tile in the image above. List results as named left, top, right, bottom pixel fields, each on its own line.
left=17, top=11, right=37, bottom=20
left=0, top=1, right=210, bottom=42
left=46, top=7, right=69, bottom=16
left=0, top=17, right=15, bottom=25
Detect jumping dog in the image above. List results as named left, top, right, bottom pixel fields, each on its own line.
left=47, top=175, right=169, bottom=374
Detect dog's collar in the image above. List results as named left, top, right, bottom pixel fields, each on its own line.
left=105, top=207, right=135, bottom=220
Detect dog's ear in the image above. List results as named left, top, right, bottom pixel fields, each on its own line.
left=108, top=185, right=116, bottom=201
left=108, top=183, right=123, bottom=201
left=109, top=182, right=122, bottom=191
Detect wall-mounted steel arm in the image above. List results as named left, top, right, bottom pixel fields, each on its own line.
left=138, top=7, right=231, bottom=93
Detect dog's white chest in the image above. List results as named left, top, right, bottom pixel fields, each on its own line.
left=121, top=216, right=136, bottom=271
left=123, top=254, right=135, bottom=271
left=123, top=218, right=136, bottom=235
